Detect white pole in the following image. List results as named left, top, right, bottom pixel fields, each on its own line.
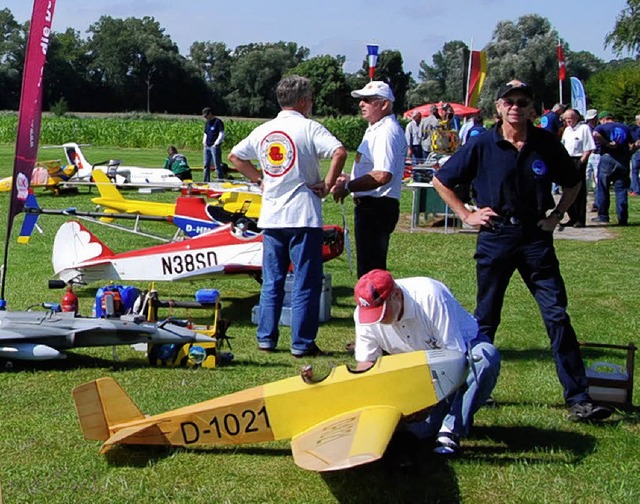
left=465, top=38, right=474, bottom=107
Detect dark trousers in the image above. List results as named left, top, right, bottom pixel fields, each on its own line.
left=567, top=157, right=587, bottom=225
left=354, top=196, right=400, bottom=278
left=596, top=154, right=629, bottom=224
left=474, top=223, right=589, bottom=405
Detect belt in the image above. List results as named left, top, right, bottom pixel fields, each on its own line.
left=490, top=215, right=522, bottom=226
left=353, top=196, right=397, bottom=206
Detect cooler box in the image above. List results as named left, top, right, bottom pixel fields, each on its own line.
left=252, top=273, right=332, bottom=325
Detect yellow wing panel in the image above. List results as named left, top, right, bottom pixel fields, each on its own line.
left=290, top=405, right=401, bottom=472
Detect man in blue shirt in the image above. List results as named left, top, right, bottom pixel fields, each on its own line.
left=433, top=79, right=611, bottom=422
left=202, top=107, right=226, bottom=182
left=629, top=114, right=640, bottom=196
left=592, top=111, right=632, bottom=225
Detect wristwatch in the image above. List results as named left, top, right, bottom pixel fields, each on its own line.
left=550, top=209, right=564, bottom=220
left=344, top=181, right=352, bottom=195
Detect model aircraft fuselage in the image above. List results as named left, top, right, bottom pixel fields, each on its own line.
left=73, top=349, right=467, bottom=471
left=52, top=220, right=344, bottom=285
left=61, top=142, right=183, bottom=187
left=0, top=310, right=213, bottom=361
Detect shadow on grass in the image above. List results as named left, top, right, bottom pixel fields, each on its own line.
left=322, top=444, right=460, bottom=504
left=0, top=351, right=149, bottom=373
left=104, top=444, right=292, bottom=468
left=465, top=425, right=596, bottom=465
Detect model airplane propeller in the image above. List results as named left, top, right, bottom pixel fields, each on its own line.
left=73, top=349, right=467, bottom=471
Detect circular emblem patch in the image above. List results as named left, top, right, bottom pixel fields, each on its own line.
left=259, top=130, right=296, bottom=177
left=531, top=159, right=547, bottom=176
left=540, top=116, right=549, bottom=128
left=16, top=172, right=29, bottom=201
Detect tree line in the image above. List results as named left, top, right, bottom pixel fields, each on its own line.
left=0, top=5, right=638, bottom=120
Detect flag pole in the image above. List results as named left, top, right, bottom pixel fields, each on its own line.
left=0, top=0, right=56, bottom=308
left=465, top=38, right=474, bottom=107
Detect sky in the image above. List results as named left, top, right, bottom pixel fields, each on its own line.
left=2, top=0, right=632, bottom=77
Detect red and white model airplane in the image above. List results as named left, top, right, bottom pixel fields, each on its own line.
left=52, top=220, right=344, bottom=285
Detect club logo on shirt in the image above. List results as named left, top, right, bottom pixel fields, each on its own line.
left=611, top=127, right=627, bottom=145
left=531, top=159, right=547, bottom=176
left=260, top=130, right=296, bottom=177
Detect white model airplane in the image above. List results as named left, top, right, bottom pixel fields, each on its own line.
left=56, top=142, right=183, bottom=187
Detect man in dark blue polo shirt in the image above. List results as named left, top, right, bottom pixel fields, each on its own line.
left=593, top=111, right=632, bottom=225
left=432, top=79, right=611, bottom=422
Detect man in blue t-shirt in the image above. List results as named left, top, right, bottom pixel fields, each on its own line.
left=629, top=114, right=640, bottom=196
left=540, top=103, right=567, bottom=136
left=202, top=107, right=226, bottom=182
left=593, top=111, right=632, bottom=225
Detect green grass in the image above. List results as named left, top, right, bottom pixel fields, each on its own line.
left=0, top=142, right=639, bottom=503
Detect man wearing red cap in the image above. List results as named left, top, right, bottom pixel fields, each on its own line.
left=353, top=269, right=500, bottom=454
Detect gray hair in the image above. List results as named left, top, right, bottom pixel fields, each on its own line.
left=636, top=114, right=640, bottom=121
left=276, top=75, right=312, bottom=108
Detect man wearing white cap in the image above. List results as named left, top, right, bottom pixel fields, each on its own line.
left=332, top=81, right=407, bottom=278
left=352, top=269, right=500, bottom=454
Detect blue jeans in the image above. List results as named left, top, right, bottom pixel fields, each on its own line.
left=586, top=153, right=600, bottom=202
left=474, top=224, right=589, bottom=405
left=595, top=154, right=629, bottom=224
left=203, top=145, right=223, bottom=182
left=406, top=337, right=501, bottom=439
left=257, top=228, right=323, bottom=354
left=631, top=151, right=640, bottom=194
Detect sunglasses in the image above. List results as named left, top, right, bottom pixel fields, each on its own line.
left=501, top=97, right=532, bottom=108
left=361, top=96, right=383, bottom=104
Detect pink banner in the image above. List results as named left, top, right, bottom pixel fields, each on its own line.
left=8, top=0, right=56, bottom=225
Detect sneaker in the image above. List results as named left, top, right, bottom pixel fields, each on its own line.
left=567, top=400, right=612, bottom=422
left=291, top=344, right=332, bottom=358
left=590, top=216, right=609, bottom=223
left=433, top=432, right=460, bottom=455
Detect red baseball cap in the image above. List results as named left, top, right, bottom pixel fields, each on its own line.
left=354, top=269, right=395, bottom=324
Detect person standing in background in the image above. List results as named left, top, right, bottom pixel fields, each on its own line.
left=202, top=107, right=226, bottom=182
left=560, top=109, right=595, bottom=227
left=332, top=81, right=406, bottom=278
left=405, top=111, right=425, bottom=165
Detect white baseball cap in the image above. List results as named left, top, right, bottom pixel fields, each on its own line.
left=351, top=81, right=395, bottom=102
left=585, top=109, right=598, bottom=120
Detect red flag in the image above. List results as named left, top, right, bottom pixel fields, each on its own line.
left=557, top=43, right=566, bottom=81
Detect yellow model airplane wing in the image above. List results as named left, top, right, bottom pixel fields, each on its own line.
left=290, top=405, right=401, bottom=472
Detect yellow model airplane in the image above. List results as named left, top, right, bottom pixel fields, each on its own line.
left=0, top=159, right=78, bottom=194
left=73, top=349, right=466, bottom=471
left=91, top=170, right=261, bottom=223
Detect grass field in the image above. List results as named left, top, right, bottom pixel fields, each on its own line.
left=0, top=143, right=638, bottom=503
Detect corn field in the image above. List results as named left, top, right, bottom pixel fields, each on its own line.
left=0, top=113, right=370, bottom=151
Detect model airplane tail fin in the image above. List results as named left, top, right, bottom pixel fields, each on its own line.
left=64, top=142, right=92, bottom=178
left=53, top=220, right=115, bottom=276
left=18, top=192, right=41, bottom=244
left=92, top=169, right=124, bottom=202
left=73, top=378, right=146, bottom=441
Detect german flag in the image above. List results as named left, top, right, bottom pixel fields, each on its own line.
left=466, top=50, right=487, bottom=108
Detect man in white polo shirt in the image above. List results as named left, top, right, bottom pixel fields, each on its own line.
left=352, top=269, right=501, bottom=454
left=332, top=81, right=407, bottom=278
left=229, top=75, right=347, bottom=357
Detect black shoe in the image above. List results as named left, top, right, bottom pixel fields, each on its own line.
left=590, top=205, right=598, bottom=212
left=617, top=220, right=628, bottom=226
left=573, top=222, right=585, bottom=228
left=590, top=216, right=609, bottom=223
left=291, top=344, right=332, bottom=358
left=560, top=219, right=577, bottom=227
left=567, top=400, right=612, bottom=421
